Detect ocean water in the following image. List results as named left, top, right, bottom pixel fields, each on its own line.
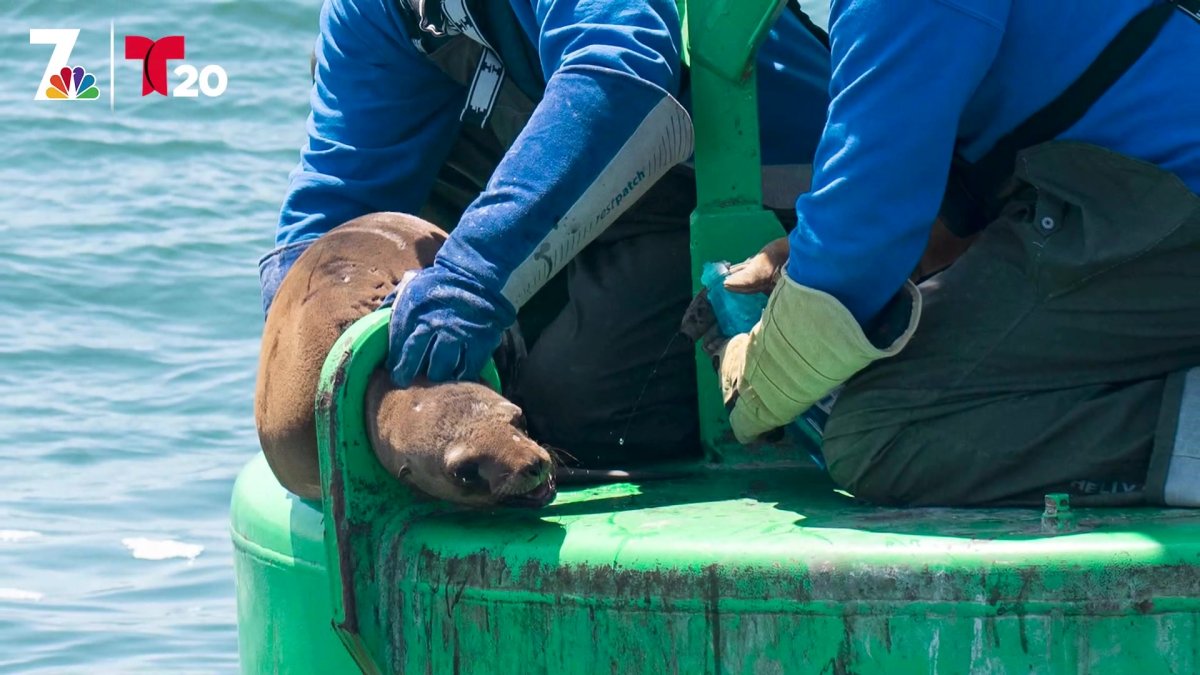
left=1, top=1, right=317, bottom=672
left=0, top=2, right=831, bottom=673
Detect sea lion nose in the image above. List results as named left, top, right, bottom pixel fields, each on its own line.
left=522, top=458, right=549, bottom=480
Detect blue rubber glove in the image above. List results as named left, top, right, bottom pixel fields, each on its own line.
left=387, top=66, right=693, bottom=387
left=387, top=265, right=517, bottom=385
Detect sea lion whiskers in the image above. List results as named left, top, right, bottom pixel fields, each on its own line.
left=549, top=444, right=588, bottom=477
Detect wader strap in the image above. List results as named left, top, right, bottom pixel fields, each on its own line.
left=1179, top=0, right=1200, bottom=23
left=399, top=0, right=512, bottom=128
left=461, top=46, right=505, bottom=128
left=943, top=0, right=1195, bottom=237
left=441, top=0, right=505, bottom=128
left=470, top=1, right=545, bottom=104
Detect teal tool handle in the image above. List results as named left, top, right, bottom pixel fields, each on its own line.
left=702, top=261, right=830, bottom=469
left=701, top=261, right=768, bottom=335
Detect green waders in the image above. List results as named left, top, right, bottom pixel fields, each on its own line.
left=823, top=141, right=1200, bottom=507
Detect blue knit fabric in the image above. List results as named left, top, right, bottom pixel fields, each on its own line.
left=275, top=0, right=830, bottom=247
left=788, top=1, right=1200, bottom=323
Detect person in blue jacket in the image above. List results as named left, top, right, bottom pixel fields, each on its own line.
left=261, top=0, right=831, bottom=468
left=718, top=0, right=1200, bottom=507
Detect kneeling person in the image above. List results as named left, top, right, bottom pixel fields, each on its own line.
left=720, top=0, right=1200, bottom=507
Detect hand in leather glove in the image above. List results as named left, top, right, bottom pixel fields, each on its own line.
left=723, top=236, right=789, bottom=295
left=716, top=238, right=923, bottom=444
left=386, top=263, right=516, bottom=388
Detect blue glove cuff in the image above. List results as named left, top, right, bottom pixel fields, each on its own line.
left=258, top=238, right=315, bottom=317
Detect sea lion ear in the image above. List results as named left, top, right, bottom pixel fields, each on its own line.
left=506, top=406, right=527, bottom=431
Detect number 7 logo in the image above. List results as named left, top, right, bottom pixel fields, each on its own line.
left=30, top=28, right=82, bottom=101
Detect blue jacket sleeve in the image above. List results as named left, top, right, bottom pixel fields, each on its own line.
left=275, top=0, right=465, bottom=245
left=428, top=0, right=684, bottom=299
left=530, top=0, right=682, bottom=90
left=787, top=0, right=1009, bottom=323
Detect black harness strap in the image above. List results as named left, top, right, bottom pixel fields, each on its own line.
left=944, top=0, right=1195, bottom=236
left=1179, top=0, right=1200, bottom=22
left=471, top=1, right=544, bottom=103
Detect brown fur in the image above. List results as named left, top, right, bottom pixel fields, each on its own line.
left=255, top=212, right=554, bottom=506
left=255, top=213, right=443, bottom=498
left=367, top=373, right=553, bottom=508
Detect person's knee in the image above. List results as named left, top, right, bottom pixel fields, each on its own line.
left=824, top=412, right=997, bottom=506
left=822, top=425, right=909, bottom=506
left=821, top=383, right=948, bottom=505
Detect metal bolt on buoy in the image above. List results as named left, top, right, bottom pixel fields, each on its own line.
left=1042, top=493, right=1078, bottom=533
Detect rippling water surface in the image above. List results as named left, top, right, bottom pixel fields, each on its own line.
left=1, top=1, right=316, bottom=671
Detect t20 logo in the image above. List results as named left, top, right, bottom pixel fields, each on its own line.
left=125, top=35, right=227, bottom=97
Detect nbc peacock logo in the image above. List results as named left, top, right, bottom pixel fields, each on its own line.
left=45, top=65, right=100, bottom=100
left=30, top=29, right=102, bottom=102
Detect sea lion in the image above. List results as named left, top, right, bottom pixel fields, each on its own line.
left=366, top=372, right=687, bottom=506
left=366, top=374, right=556, bottom=508
left=254, top=212, right=555, bottom=506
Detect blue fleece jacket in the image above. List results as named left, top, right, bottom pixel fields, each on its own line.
left=791, top=1, right=1200, bottom=323
left=277, top=0, right=830, bottom=246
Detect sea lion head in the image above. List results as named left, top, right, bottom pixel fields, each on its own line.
left=367, top=374, right=557, bottom=508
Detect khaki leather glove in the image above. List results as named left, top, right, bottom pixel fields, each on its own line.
left=719, top=274, right=922, bottom=444
left=723, top=236, right=788, bottom=294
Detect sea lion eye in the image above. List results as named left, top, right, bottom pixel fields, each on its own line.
left=451, top=461, right=484, bottom=487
